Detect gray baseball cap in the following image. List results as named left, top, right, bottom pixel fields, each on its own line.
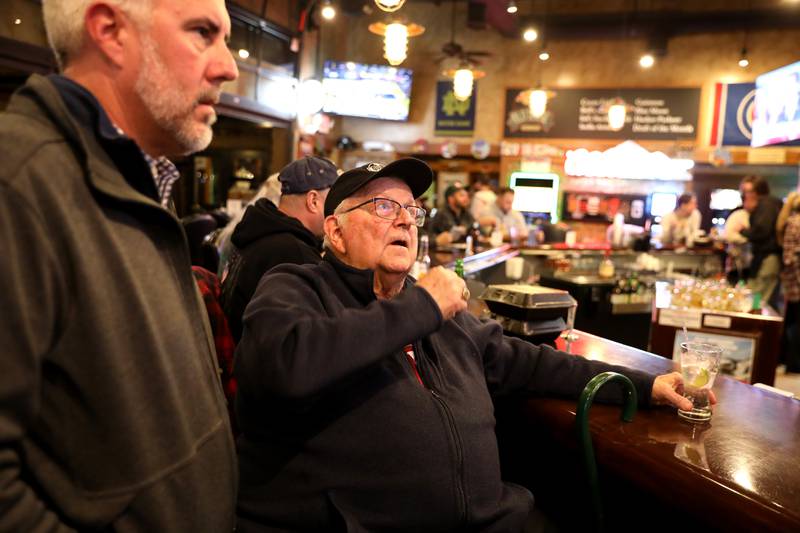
left=278, top=157, right=339, bottom=195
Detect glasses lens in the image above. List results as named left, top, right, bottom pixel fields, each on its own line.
left=408, top=207, right=425, bottom=227
left=374, top=199, right=398, bottom=219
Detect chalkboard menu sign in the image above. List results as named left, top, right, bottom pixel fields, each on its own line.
left=503, top=88, right=700, bottom=140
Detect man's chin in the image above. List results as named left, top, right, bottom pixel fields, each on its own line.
left=172, top=124, right=213, bottom=155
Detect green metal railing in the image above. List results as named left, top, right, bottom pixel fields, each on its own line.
left=576, top=372, right=638, bottom=533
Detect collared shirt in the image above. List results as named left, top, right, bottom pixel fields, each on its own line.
left=50, top=75, right=179, bottom=208
left=479, top=203, right=529, bottom=238
left=782, top=213, right=800, bottom=302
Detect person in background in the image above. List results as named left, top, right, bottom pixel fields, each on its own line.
left=740, top=175, right=783, bottom=304
left=777, top=192, right=800, bottom=372
left=0, top=0, right=239, bottom=530
left=233, top=157, right=707, bottom=532
left=221, top=156, right=338, bottom=342
left=723, top=192, right=758, bottom=285
left=478, top=187, right=529, bottom=242
left=430, top=182, right=475, bottom=246
left=217, top=172, right=282, bottom=276
left=470, top=178, right=497, bottom=220
left=659, top=193, right=701, bottom=246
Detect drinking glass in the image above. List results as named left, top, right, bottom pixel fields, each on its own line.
left=677, top=342, right=722, bottom=422
left=560, top=303, right=579, bottom=342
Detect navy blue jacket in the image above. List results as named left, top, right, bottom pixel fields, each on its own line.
left=234, top=253, right=655, bottom=532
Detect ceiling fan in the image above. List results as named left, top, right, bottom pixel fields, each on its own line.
left=434, top=1, right=491, bottom=66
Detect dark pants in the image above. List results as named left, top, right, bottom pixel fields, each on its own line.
left=784, top=301, right=800, bottom=373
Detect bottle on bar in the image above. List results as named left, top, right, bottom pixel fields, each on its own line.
left=454, top=258, right=465, bottom=279
left=412, top=234, right=431, bottom=279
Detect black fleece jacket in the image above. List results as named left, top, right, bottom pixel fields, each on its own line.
left=234, top=253, right=655, bottom=532
left=221, top=198, right=322, bottom=341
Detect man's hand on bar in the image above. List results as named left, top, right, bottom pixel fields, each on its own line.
left=651, top=371, right=717, bottom=411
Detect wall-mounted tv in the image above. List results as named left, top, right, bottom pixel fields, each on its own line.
left=649, top=192, right=678, bottom=218
left=509, top=172, right=560, bottom=221
left=710, top=188, right=742, bottom=211
left=322, top=61, right=413, bottom=121
left=751, top=60, right=800, bottom=147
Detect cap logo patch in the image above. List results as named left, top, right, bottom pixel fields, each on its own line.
left=366, top=162, right=383, bottom=172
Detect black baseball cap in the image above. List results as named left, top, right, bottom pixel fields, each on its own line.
left=324, top=158, right=433, bottom=217
left=278, top=157, right=339, bottom=195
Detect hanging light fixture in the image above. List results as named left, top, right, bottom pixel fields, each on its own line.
left=607, top=98, right=627, bottom=131
left=529, top=88, right=548, bottom=118
left=506, top=1, right=518, bottom=14
left=538, top=50, right=550, bottom=61
left=320, top=0, right=336, bottom=20
left=374, top=0, right=406, bottom=13
left=453, top=68, right=474, bottom=100
left=639, top=53, right=655, bottom=68
left=738, top=47, right=749, bottom=68
left=445, top=64, right=486, bottom=102
left=523, top=27, right=538, bottom=42
left=368, top=20, right=425, bottom=66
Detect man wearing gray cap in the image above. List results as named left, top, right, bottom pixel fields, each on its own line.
left=221, top=156, right=338, bottom=342
left=234, top=158, right=696, bottom=532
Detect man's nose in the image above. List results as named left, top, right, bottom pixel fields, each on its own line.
left=395, top=207, right=414, bottom=227
left=209, top=41, right=239, bottom=84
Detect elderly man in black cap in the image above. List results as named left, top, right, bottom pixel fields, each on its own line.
left=233, top=158, right=697, bottom=532
left=221, top=156, right=338, bottom=342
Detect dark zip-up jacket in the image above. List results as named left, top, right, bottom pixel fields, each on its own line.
left=0, top=74, right=237, bottom=531
left=741, top=194, right=783, bottom=275
left=234, top=252, right=655, bottom=532
left=221, top=199, right=321, bottom=342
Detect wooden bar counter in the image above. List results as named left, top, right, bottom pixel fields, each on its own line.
left=496, top=331, right=800, bottom=532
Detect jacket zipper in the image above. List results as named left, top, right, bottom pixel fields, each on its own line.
left=410, top=342, right=468, bottom=525
left=430, top=388, right=468, bottom=526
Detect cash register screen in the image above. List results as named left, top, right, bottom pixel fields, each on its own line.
left=509, top=172, right=560, bottom=222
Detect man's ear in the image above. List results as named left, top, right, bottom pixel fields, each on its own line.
left=323, top=215, right=346, bottom=255
left=83, top=2, right=135, bottom=69
left=306, top=190, right=321, bottom=214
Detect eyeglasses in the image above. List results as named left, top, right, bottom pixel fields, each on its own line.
left=339, top=197, right=426, bottom=227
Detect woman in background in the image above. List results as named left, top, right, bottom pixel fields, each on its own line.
left=777, top=192, right=800, bottom=373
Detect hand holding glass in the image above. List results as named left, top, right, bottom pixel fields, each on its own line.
left=678, top=342, right=722, bottom=422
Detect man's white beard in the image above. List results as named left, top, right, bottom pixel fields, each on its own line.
left=134, top=36, right=216, bottom=155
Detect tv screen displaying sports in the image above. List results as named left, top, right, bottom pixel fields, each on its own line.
left=322, top=61, right=413, bottom=121
left=751, top=60, right=800, bottom=147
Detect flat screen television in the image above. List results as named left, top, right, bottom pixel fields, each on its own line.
left=509, top=172, right=560, bottom=221
left=751, top=60, right=800, bottom=147
left=649, top=192, right=678, bottom=218
left=322, top=61, right=413, bottom=121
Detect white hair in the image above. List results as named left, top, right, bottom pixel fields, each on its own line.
left=42, top=0, right=152, bottom=69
